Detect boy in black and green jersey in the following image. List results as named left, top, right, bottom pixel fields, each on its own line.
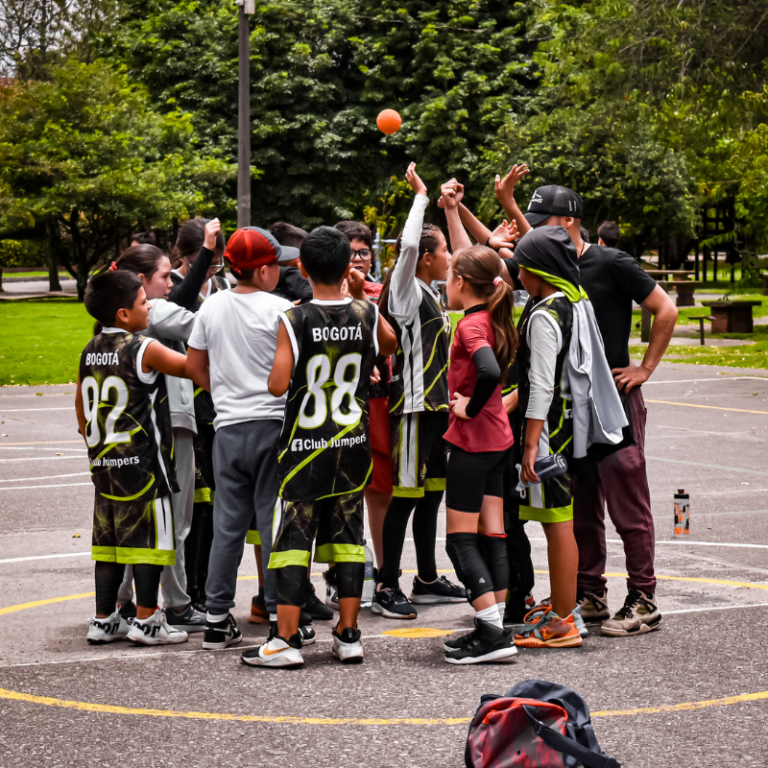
left=242, top=226, right=397, bottom=669
left=77, top=270, right=203, bottom=647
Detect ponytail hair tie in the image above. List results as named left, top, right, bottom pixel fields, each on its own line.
left=109, top=261, right=118, bottom=272
left=493, top=276, right=503, bottom=286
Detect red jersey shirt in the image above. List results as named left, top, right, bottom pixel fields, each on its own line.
left=445, top=306, right=514, bottom=453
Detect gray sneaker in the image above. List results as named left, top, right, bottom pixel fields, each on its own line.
left=601, top=589, right=662, bottom=637
left=577, top=588, right=611, bottom=624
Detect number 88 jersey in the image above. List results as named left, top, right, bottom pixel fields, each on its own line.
left=277, top=298, right=379, bottom=502
left=79, top=330, right=176, bottom=502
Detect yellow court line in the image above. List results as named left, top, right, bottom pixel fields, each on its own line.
left=645, top=399, right=768, bottom=415
left=0, top=592, right=95, bottom=616
left=0, top=440, right=83, bottom=446
left=0, top=687, right=766, bottom=726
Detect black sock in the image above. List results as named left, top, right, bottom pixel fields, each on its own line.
left=133, top=563, right=163, bottom=611
left=94, top=561, right=125, bottom=615
left=412, top=491, right=442, bottom=582
left=379, top=496, right=417, bottom=589
left=445, top=532, right=495, bottom=605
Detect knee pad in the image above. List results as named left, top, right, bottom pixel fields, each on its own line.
left=276, top=565, right=306, bottom=607
left=335, top=562, right=365, bottom=600
left=445, top=532, right=494, bottom=603
left=478, top=533, right=509, bottom=594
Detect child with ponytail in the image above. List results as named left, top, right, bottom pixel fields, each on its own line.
left=440, top=183, right=519, bottom=664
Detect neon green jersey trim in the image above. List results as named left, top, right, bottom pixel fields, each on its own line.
left=424, top=478, right=446, bottom=492
left=91, top=545, right=176, bottom=566
left=268, top=550, right=311, bottom=569
left=193, top=488, right=213, bottom=504
left=245, top=529, right=262, bottom=546
left=392, top=486, right=426, bottom=499
left=99, top=475, right=155, bottom=502
left=315, top=543, right=365, bottom=563
left=518, top=502, right=574, bottom=523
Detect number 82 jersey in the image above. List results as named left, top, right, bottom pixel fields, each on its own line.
left=278, top=298, right=379, bottom=502
left=79, top=330, right=176, bottom=502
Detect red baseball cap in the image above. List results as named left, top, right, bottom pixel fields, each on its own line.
left=223, top=227, right=282, bottom=270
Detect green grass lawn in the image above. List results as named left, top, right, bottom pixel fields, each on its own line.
left=0, top=299, right=94, bottom=386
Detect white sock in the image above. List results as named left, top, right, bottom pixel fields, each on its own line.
left=206, top=611, right=228, bottom=624
left=476, top=605, right=502, bottom=629
left=269, top=613, right=278, bottom=623
left=496, top=602, right=507, bottom=622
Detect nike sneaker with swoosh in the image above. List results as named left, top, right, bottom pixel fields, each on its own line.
left=331, top=626, right=364, bottom=664
left=240, top=634, right=304, bottom=668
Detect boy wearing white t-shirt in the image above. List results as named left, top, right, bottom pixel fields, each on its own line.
left=186, top=227, right=292, bottom=651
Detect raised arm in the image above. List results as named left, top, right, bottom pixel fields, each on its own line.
left=495, top=165, right=532, bottom=237
left=440, top=181, right=472, bottom=256
left=389, top=163, right=429, bottom=321
left=167, top=218, right=221, bottom=310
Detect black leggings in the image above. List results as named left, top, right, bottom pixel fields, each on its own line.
left=185, top=501, right=214, bottom=606
left=95, top=561, right=162, bottom=615
left=379, top=491, right=442, bottom=589
left=445, top=447, right=507, bottom=513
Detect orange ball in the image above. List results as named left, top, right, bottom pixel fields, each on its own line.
left=377, top=109, right=402, bottom=135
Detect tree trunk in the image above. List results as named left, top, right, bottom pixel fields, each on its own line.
left=0, top=264, right=4, bottom=292
left=76, top=268, right=88, bottom=302
left=47, top=249, right=61, bottom=292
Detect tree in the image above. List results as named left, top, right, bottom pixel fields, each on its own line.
left=0, top=59, right=235, bottom=299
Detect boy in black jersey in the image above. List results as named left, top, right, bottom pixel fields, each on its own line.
left=77, top=270, right=201, bottom=646
left=242, top=227, right=397, bottom=669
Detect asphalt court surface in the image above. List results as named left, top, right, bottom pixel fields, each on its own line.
left=1, top=362, right=767, bottom=767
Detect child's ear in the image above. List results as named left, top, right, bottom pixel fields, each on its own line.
left=115, top=307, right=130, bottom=324
left=137, top=273, right=147, bottom=286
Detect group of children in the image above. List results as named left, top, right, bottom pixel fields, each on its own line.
left=77, top=161, right=624, bottom=667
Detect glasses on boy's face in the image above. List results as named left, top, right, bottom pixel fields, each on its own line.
left=350, top=248, right=372, bottom=262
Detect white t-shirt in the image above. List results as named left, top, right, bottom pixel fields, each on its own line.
left=188, top=289, right=293, bottom=429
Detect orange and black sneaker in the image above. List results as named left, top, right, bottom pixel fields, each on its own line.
left=248, top=593, right=270, bottom=625
left=514, top=607, right=583, bottom=648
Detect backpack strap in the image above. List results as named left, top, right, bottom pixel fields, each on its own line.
left=523, top=706, right=621, bottom=768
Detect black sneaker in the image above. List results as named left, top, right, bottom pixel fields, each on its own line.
left=164, top=604, right=207, bottom=633
left=410, top=575, right=467, bottom=605
left=202, top=613, right=242, bottom=650
left=269, top=621, right=316, bottom=647
left=444, top=619, right=518, bottom=665
left=304, top=582, right=334, bottom=621
left=443, top=620, right=479, bottom=652
left=323, top=567, right=339, bottom=611
left=118, top=600, right=137, bottom=620
left=332, top=626, right=364, bottom=664
left=371, top=586, right=417, bottom=620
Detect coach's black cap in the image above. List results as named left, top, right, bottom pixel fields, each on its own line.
left=525, top=185, right=583, bottom=227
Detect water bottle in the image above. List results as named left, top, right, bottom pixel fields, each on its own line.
left=361, top=540, right=375, bottom=607
left=674, top=489, right=690, bottom=538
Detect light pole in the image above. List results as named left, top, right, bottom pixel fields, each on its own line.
left=236, top=0, right=255, bottom=228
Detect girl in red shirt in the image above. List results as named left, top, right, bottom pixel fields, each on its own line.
left=442, top=244, right=519, bottom=665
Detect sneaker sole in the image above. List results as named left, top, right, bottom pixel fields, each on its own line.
left=202, top=635, right=243, bottom=650
left=332, top=648, right=364, bottom=664
left=514, top=634, right=583, bottom=648
left=87, top=635, right=128, bottom=645
left=370, top=603, right=417, bottom=620
left=241, top=654, right=304, bottom=669
left=300, top=635, right=317, bottom=647
left=167, top=624, right=207, bottom=633
left=581, top=613, right=611, bottom=626
left=601, top=616, right=663, bottom=637
left=128, top=634, right=189, bottom=646
left=444, top=646, right=518, bottom=665
left=409, top=594, right=467, bottom=605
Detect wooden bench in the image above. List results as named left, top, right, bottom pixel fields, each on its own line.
left=700, top=300, right=762, bottom=334
left=693, top=316, right=715, bottom=345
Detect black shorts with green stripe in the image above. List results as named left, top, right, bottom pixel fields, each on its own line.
left=91, top=492, right=176, bottom=566
left=390, top=411, right=449, bottom=498
left=268, top=490, right=365, bottom=570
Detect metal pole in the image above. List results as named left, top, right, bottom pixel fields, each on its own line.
left=237, top=4, right=251, bottom=228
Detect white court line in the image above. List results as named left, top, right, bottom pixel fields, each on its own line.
left=0, top=552, right=90, bottom=565
left=0, top=455, right=86, bottom=463
left=0, top=482, right=91, bottom=491
left=645, top=377, right=768, bottom=384
left=0, top=472, right=89, bottom=483
left=0, top=407, right=73, bottom=413
left=646, top=456, right=768, bottom=477
left=408, top=536, right=768, bottom=550
left=663, top=602, right=768, bottom=616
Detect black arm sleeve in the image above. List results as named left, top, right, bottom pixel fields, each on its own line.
left=167, top=246, right=215, bottom=310
left=284, top=267, right=314, bottom=303
left=466, top=347, right=501, bottom=418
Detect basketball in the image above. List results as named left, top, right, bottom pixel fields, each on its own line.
left=377, top=109, right=402, bottom=135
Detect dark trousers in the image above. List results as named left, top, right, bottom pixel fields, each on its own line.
left=573, top=386, right=656, bottom=594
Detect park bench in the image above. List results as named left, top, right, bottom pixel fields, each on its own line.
left=693, top=315, right=716, bottom=345
left=700, top=299, right=762, bottom=334
left=645, top=269, right=698, bottom=307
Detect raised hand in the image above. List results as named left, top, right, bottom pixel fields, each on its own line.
left=439, top=181, right=459, bottom=211
left=405, top=162, right=428, bottom=197
left=488, top=219, right=519, bottom=250
left=204, top=218, right=221, bottom=250
left=494, top=164, right=530, bottom=210
left=346, top=267, right=367, bottom=300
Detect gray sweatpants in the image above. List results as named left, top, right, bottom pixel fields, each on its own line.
left=118, top=427, right=195, bottom=608
left=205, top=419, right=282, bottom=615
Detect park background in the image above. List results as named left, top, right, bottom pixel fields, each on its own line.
left=2, top=0, right=768, bottom=384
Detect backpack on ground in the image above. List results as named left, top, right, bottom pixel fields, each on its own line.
left=465, top=679, right=621, bottom=768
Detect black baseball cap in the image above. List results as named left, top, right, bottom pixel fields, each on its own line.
left=525, top=185, right=583, bottom=227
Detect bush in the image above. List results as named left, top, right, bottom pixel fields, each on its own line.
left=0, top=239, right=48, bottom=268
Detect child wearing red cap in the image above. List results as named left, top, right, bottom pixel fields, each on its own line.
left=186, top=227, right=298, bottom=651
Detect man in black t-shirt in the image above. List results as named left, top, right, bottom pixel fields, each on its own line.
left=495, top=167, right=677, bottom=638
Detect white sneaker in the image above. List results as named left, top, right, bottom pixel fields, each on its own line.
left=127, top=609, right=189, bottom=645
left=240, top=635, right=304, bottom=668
left=87, top=610, right=131, bottom=644
left=332, top=626, right=364, bottom=664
